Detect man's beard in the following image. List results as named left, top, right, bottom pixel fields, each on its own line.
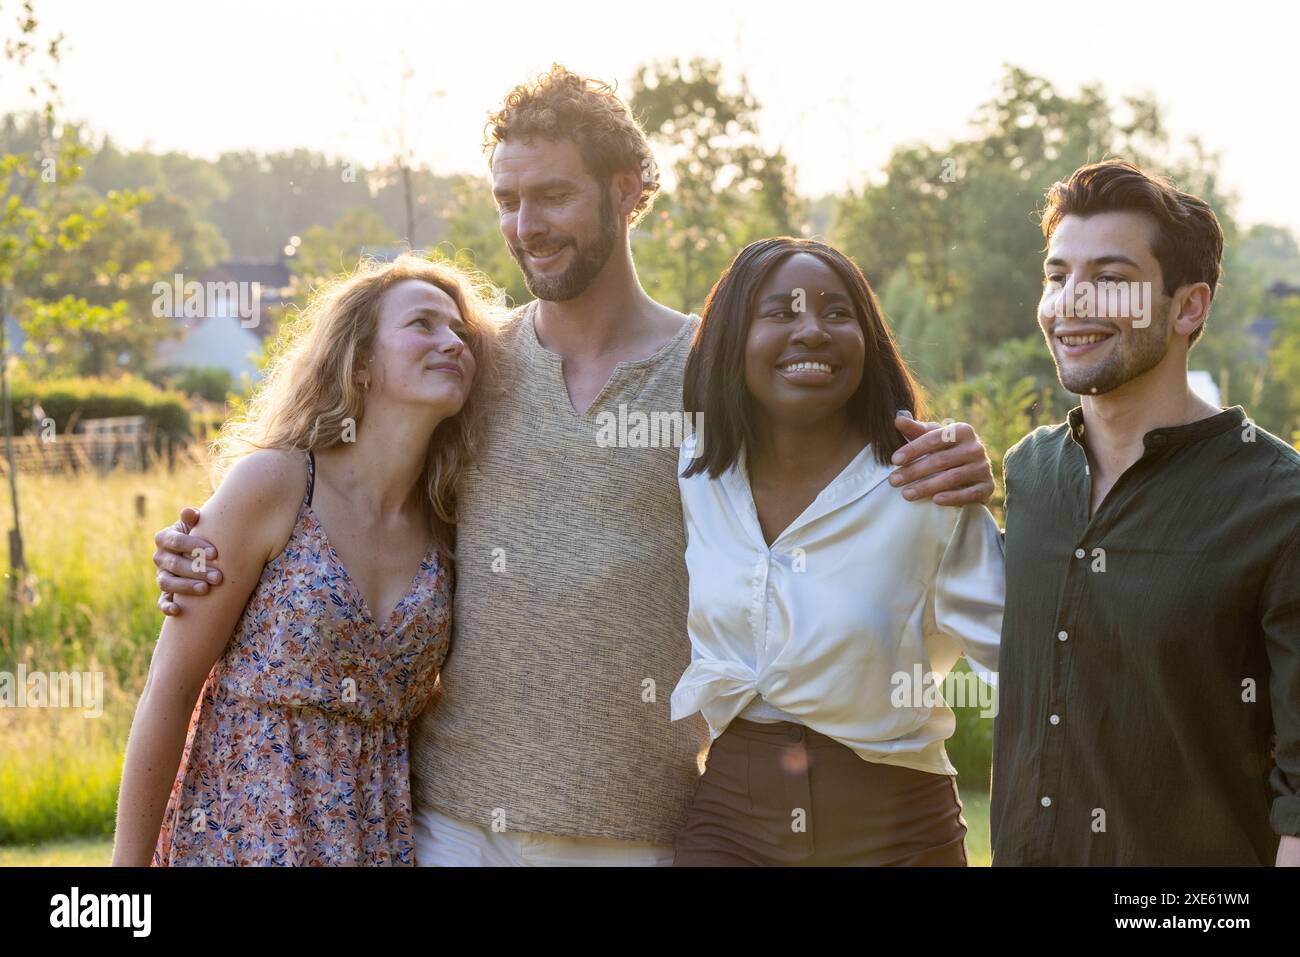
left=512, top=188, right=619, bottom=302
left=1052, top=302, right=1172, bottom=396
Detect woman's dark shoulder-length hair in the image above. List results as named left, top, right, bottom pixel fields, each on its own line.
left=682, top=236, right=927, bottom=479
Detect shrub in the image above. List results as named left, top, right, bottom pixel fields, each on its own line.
left=7, top=374, right=191, bottom=436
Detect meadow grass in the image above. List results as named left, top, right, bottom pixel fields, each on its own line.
left=962, top=792, right=992, bottom=867
left=0, top=708, right=127, bottom=845
left=0, top=836, right=114, bottom=866
left=0, top=460, right=213, bottom=847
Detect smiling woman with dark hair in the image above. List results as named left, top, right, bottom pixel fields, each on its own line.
left=669, top=237, right=1006, bottom=866
left=682, top=237, right=925, bottom=477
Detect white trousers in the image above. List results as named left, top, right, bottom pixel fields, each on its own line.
left=413, top=807, right=674, bottom=867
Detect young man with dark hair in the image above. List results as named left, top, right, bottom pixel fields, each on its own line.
left=991, top=159, right=1300, bottom=866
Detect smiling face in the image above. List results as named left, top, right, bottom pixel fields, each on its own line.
left=743, top=252, right=866, bottom=429
left=366, top=279, right=476, bottom=418
left=1039, top=210, right=1176, bottom=396
left=490, top=137, right=620, bottom=301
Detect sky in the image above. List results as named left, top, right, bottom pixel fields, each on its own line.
left=9, top=0, right=1300, bottom=237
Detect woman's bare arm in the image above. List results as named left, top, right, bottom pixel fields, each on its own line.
left=112, top=450, right=303, bottom=866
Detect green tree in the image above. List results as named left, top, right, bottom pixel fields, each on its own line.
left=12, top=171, right=193, bottom=375
left=629, top=58, right=803, bottom=314
left=833, top=64, right=1271, bottom=436
left=440, top=173, right=529, bottom=307
left=209, top=150, right=365, bottom=260
left=288, top=206, right=398, bottom=290
left=835, top=66, right=1174, bottom=367
left=1256, top=291, right=1300, bottom=443
left=0, top=0, right=149, bottom=584
left=878, top=269, right=960, bottom=387
left=1239, top=224, right=1300, bottom=286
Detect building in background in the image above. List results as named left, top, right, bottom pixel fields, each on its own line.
left=153, top=259, right=292, bottom=384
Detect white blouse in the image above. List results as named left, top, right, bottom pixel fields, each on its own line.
left=669, top=433, right=1006, bottom=776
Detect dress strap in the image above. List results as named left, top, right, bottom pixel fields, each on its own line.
left=304, top=450, right=316, bottom=508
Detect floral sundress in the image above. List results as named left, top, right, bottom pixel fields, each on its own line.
left=153, top=451, right=451, bottom=865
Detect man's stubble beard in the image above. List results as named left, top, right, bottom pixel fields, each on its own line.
left=515, top=186, right=620, bottom=302
left=1054, top=300, right=1173, bottom=396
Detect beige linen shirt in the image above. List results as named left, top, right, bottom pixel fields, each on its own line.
left=410, top=303, right=710, bottom=845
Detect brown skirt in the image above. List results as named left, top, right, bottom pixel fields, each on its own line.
left=673, top=718, right=968, bottom=866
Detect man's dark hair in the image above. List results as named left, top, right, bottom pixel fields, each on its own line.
left=1040, top=159, right=1224, bottom=344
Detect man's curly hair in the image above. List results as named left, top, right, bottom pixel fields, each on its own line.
left=485, top=64, right=660, bottom=227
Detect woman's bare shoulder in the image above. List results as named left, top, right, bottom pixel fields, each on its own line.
left=205, top=448, right=308, bottom=560
left=219, top=448, right=307, bottom=503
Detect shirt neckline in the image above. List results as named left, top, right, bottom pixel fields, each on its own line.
left=1067, top=404, right=1247, bottom=452
left=521, top=301, right=699, bottom=418
left=725, top=440, right=895, bottom=548
left=522, top=300, right=699, bottom=370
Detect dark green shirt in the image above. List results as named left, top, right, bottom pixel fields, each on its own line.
left=991, top=405, right=1300, bottom=866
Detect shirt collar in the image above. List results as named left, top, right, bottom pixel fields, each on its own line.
left=1066, top=405, right=1247, bottom=453
left=724, top=441, right=896, bottom=545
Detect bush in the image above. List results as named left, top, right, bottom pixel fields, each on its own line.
left=157, top=366, right=237, bottom=404
left=944, top=658, right=995, bottom=794
left=7, top=374, right=191, bottom=436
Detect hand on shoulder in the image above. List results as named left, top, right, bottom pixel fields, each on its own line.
left=155, top=449, right=307, bottom=615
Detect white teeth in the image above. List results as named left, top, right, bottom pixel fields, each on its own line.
left=780, top=361, right=833, bottom=373
left=529, top=247, right=563, bottom=258
left=1060, top=334, right=1110, bottom=345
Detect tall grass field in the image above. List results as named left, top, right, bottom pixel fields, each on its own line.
left=0, top=461, right=212, bottom=854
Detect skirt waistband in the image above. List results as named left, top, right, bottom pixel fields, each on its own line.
left=725, top=717, right=844, bottom=747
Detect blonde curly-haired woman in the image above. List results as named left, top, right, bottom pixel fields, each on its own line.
left=112, top=255, right=499, bottom=866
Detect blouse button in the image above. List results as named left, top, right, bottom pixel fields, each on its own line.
left=1074, top=548, right=1086, bottom=559
left=1049, top=714, right=1060, bottom=725
left=1041, top=796, right=1052, bottom=808
left=1057, top=630, right=1068, bottom=642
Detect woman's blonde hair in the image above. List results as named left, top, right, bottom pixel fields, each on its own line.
left=212, top=253, right=502, bottom=558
